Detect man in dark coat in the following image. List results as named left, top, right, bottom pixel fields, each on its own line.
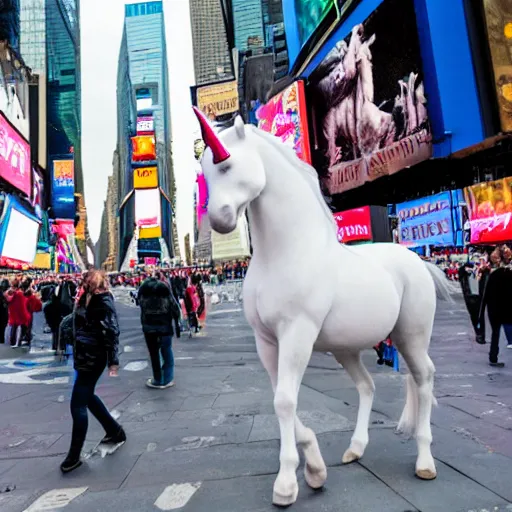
left=458, top=263, right=486, bottom=345
left=137, top=275, right=179, bottom=389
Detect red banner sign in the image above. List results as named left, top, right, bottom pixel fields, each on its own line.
left=333, top=206, right=373, bottom=243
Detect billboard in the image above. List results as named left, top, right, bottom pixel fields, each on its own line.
left=196, top=80, right=239, bottom=121
left=482, top=0, right=512, bottom=132
left=0, top=198, right=40, bottom=264
left=397, top=192, right=456, bottom=248
left=136, top=115, right=154, bottom=135
left=464, top=177, right=512, bottom=244
left=132, top=135, right=156, bottom=162
left=52, top=159, right=75, bottom=219
left=32, top=167, right=44, bottom=219
left=257, top=80, right=312, bottom=164
left=133, top=166, right=158, bottom=189
left=309, top=0, right=432, bottom=195
left=135, top=188, right=161, bottom=228
left=140, top=226, right=162, bottom=239
left=211, top=216, right=251, bottom=261
left=333, top=206, right=372, bottom=243
left=0, top=111, right=31, bottom=197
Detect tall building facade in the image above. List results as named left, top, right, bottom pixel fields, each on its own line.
left=190, top=0, right=234, bottom=86
left=112, top=1, right=176, bottom=268
left=232, top=0, right=264, bottom=51
left=0, top=1, right=21, bottom=51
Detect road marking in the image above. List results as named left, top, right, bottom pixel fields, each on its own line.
left=123, top=361, right=148, bottom=372
left=155, top=482, right=201, bottom=511
left=208, top=308, right=243, bottom=315
left=24, top=487, right=88, bottom=511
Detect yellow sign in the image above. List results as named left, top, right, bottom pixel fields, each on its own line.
left=197, top=80, right=239, bottom=120
left=33, top=252, right=51, bottom=269
left=133, top=167, right=158, bottom=189
left=75, top=193, right=86, bottom=240
left=140, top=226, right=162, bottom=239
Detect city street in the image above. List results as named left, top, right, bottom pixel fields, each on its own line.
left=1, top=292, right=512, bottom=511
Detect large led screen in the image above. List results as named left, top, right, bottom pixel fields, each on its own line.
left=257, top=80, right=312, bottom=164
left=2, top=207, right=39, bottom=263
left=0, top=112, right=31, bottom=197
left=52, top=159, right=75, bottom=219
left=309, top=0, right=432, bottom=195
left=135, top=188, right=161, bottom=228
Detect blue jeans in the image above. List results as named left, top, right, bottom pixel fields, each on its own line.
left=144, top=334, right=174, bottom=385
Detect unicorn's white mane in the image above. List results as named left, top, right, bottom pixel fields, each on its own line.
left=249, top=126, right=338, bottom=235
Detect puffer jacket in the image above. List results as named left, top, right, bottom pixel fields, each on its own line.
left=137, top=278, right=178, bottom=335
left=73, top=292, right=120, bottom=372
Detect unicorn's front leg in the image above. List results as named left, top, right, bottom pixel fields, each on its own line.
left=273, top=319, right=318, bottom=506
left=334, top=351, right=375, bottom=463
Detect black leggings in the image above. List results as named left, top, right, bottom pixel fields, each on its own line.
left=68, top=370, right=120, bottom=458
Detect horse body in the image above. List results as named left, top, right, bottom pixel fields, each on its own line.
left=193, top=110, right=447, bottom=507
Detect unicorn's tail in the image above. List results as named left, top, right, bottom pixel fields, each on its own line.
left=424, top=261, right=457, bottom=303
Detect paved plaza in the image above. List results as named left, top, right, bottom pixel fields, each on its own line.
left=0, top=291, right=512, bottom=511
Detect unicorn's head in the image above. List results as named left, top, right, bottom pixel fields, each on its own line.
left=193, top=107, right=266, bottom=234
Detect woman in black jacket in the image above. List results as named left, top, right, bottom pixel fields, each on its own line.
left=60, top=270, right=125, bottom=473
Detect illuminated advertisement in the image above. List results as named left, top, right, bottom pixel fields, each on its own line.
left=0, top=111, right=31, bottom=197
left=397, top=192, right=458, bottom=248
left=0, top=197, right=40, bottom=265
left=136, top=116, right=154, bottom=135
left=132, top=135, right=156, bottom=162
left=140, top=226, right=162, bottom=239
left=464, top=177, right=512, bottom=244
left=52, top=159, right=75, bottom=219
left=32, top=167, right=44, bottom=219
left=196, top=80, right=239, bottom=121
left=135, top=188, right=161, bottom=228
left=333, top=206, right=372, bottom=243
left=133, top=166, right=158, bottom=189
left=309, top=0, right=432, bottom=195
left=482, top=0, right=512, bottom=132
left=257, top=80, right=312, bottom=164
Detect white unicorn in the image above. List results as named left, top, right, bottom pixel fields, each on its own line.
left=193, top=107, right=452, bottom=506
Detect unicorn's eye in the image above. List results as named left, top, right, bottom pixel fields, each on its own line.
left=219, top=166, right=230, bottom=174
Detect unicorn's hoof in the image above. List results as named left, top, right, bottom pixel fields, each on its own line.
left=416, top=468, right=437, bottom=480
left=304, top=463, right=327, bottom=490
left=273, top=483, right=299, bottom=507
left=342, top=448, right=361, bottom=464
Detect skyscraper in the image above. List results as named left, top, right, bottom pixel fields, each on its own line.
left=0, top=0, right=21, bottom=51
left=114, top=1, right=176, bottom=267
left=232, top=0, right=264, bottom=51
left=190, top=0, right=234, bottom=86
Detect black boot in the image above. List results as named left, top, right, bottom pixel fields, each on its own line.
left=60, top=451, right=82, bottom=473
left=101, top=426, right=126, bottom=445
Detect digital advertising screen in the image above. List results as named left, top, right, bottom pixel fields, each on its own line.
left=133, top=166, right=158, bottom=189
left=135, top=188, right=161, bottom=228
left=309, top=0, right=432, bottom=195
left=257, top=80, right=312, bottom=164
left=52, top=159, right=75, bottom=219
left=397, top=192, right=456, bottom=248
left=132, top=135, right=156, bottom=162
left=0, top=111, right=31, bottom=197
left=333, top=206, right=372, bottom=243
left=1, top=205, right=39, bottom=263
left=464, top=177, right=512, bottom=244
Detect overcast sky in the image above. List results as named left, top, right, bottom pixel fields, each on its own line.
left=81, top=0, right=200, bottom=257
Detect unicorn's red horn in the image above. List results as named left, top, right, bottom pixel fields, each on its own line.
left=192, top=106, right=231, bottom=164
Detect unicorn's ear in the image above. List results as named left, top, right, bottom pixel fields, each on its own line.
left=234, top=115, right=246, bottom=140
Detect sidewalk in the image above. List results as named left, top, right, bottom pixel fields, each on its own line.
left=0, top=295, right=511, bottom=511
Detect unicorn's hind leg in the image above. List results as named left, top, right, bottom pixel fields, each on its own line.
left=255, top=332, right=327, bottom=494
left=392, top=330, right=437, bottom=480
left=334, top=351, right=375, bottom=463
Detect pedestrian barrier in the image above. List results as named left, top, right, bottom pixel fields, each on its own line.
left=204, top=280, right=244, bottom=305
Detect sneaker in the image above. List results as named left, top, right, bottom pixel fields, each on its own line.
left=161, top=381, right=175, bottom=389
left=101, top=427, right=126, bottom=445
left=146, top=378, right=164, bottom=389
left=489, top=361, right=505, bottom=368
left=507, top=345, right=512, bottom=349
left=60, top=456, right=82, bottom=474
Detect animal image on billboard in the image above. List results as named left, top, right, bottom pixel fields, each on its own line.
left=309, top=0, right=432, bottom=194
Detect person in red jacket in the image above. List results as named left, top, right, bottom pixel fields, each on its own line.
left=5, top=278, right=29, bottom=347
left=21, top=278, right=42, bottom=347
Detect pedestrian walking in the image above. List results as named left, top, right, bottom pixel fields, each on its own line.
left=21, top=278, right=43, bottom=347
left=60, top=270, right=125, bottom=474
left=0, top=279, right=9, bottom=343
left=482, top=245, right=512, bottom=368
left=458, top=262, right=487, bottom=344
left=5, top=278, right=29, bottom=348
left=137, top=273, right=179, bottom=389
